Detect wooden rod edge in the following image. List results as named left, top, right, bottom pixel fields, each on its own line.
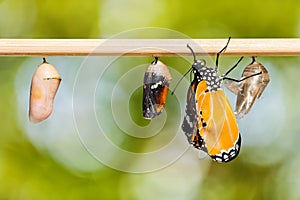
left=0, top=38, right=300, bottom=57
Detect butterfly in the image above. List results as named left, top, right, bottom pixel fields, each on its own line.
left=143, top=57, right=172, bottom=119
left=181, top=38, right=258, bottom=162
left=224, top=57, right=270, bottom=119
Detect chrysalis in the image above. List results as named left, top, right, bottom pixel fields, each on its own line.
left=224, top=57, right=270, bottom=119
left=142, top=57, right=172, bottom=119
left=29, top=58, right=61, bottom=123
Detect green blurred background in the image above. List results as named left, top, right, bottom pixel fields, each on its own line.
left=1, top=0, right=300, bottom=199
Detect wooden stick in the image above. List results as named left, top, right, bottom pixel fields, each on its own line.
left=0, top=38, right=299, bottom=57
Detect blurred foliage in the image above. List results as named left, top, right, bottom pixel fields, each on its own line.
left=1, top=0, right=300, bottom=199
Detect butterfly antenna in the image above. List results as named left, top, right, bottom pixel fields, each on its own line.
left=187, top=44, right=197, bottom=63
left=171, top=44, right=197, bottom=95
left=216, top=37, right=231, bottom=71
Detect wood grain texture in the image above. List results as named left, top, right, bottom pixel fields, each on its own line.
left=0, top=38, right=300, bottom=56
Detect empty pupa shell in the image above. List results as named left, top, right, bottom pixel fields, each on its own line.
left=143, top=58, right=172, bottom=119
left=224, top=57, right=270, bottom=119
left=29, top=58, right=61, bottom=123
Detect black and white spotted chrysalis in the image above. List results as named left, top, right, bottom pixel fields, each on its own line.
left=142, top=57, right=172, bottom=119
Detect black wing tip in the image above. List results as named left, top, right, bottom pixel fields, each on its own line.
left=210, top=133, right=242, bottom=163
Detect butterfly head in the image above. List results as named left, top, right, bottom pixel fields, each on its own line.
left=192, top=59, right=206, bottom=71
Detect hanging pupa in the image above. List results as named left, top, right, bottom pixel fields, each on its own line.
left=142, top=57, right=172, bottom=119
left=224, top=57, right=270, bottom=119
left=29, top=58, right=61, bottom=123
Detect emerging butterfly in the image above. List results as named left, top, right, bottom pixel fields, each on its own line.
left=224, top=57, right=270, bottom=119
left=181, top=38, right=259, bottom=163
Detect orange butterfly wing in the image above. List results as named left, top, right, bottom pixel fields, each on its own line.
left=195, top=81, right=241, bottom=162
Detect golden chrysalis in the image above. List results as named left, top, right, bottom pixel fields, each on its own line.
left=29, top=58, right=61, bottom=123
